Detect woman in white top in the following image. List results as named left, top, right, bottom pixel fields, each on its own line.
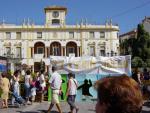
left=11, top=70, right=20, bottom=105
left=66, top=73, right=79, bottom=113
left=38, top=70, right=46, bottom=102
left=24, top=70, right=31, bottom=104
left=39, top=70, right=46, bottom=90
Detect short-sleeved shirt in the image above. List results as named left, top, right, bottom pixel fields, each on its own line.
left=39, top=74, right=46, bottom=88
left=68, top=78, right=78, bottom=95
left=49, top=71, right=62, bottom=90
left=25, top=75, right=31, bottom=86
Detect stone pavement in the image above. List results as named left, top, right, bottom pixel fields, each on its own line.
left=0, top=101, right=96, bottom=113
left=0, top=101, right=150, bottom=113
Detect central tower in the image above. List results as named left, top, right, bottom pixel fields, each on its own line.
left=44, top=6, right=67, bottom=26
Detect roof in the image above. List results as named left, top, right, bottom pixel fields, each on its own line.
left=142, top=16, right=150, bottom=23
left=44, top=6, right=67, bottom=14
left=120, top=29, right=137, bottom=37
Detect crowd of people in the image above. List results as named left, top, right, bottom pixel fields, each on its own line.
left=0, top=66, right=149, bottom=113
left=0, top=66, right=79, bottom=113
left=0, top=69, right=47, bottom=108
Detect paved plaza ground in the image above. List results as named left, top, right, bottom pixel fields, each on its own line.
left=0, top=101, right=150, bottom=113
left=0, top=101, right=96, bottom=113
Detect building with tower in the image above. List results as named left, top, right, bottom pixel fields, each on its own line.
left=0, top=6, right=119, bottom=72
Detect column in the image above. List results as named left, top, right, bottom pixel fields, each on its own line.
left=32, top=47, right=34, bottom=58
left=77, top=46, right=80, bottom=57
left=64, top=47, right=66, bottom=56
left=31, top=47, right=33, bottom=58
left=31, top=66, right=34, bottom=73
left=47, top=47, right=49, bottom=58
left=95, top=44, right=97, bottom=57
left=45, top=47, right=47, bottom=58
left=45, top=65, right=47, bottom=72
left=61, top=46, right=63, bottom=56
left=80, top=46, right=82, bottom=56
left=47, top=47, right=50, bottom=58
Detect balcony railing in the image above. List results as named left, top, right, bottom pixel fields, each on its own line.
left=34, top=54, right=44, bottom=59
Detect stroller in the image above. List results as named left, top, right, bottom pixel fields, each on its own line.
left=9, top=91, right=26, bottom=106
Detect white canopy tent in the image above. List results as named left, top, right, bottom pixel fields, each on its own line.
left=49, top=55, right=131, bottom=76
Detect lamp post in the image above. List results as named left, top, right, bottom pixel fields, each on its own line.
left=111, top=50, right=114, bottom=57
left=3, top=52, right=14, bottom=71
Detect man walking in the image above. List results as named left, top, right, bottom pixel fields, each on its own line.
left=47, top=66, right=62, bottom=113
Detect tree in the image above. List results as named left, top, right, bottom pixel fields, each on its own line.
left=120, top=24, right=150, bottom=67
left=135, top=24, right=150, bottom=61
left=132, top=57, right=144, bottom=68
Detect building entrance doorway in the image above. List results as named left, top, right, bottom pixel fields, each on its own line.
left=34, top=61, right=45, bottom=72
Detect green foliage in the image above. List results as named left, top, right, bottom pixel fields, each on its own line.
left=146, top=59, right=150, bottom=67
left=31, top=72, right=36, bottom=79
left=132, top=57, right=144, bottom=68
left=7, top=70, right=13, bottom=76
left=121, top=23, right=150, bottom=67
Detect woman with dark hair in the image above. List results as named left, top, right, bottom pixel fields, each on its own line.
left=0, top=72, right=10, bottom=108
left=24, top=70, right=31, bottom=104
left=95, top=75, right=143, bottom=113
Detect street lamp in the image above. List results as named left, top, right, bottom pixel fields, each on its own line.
left=111, top=50, right=114, bottom=56
left=107, top=52, right=110, bottom=57
left=3, top=52, right=14, bottom=71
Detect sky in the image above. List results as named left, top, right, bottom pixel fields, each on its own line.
left=0, top=0, right=150, bottom=34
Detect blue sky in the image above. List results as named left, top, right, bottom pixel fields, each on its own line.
left=0, top=0, right=150, bottom=34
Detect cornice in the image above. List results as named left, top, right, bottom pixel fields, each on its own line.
left=0, top=27, right=119, bottom=31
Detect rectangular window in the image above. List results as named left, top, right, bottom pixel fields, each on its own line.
left=6, top=32, right=11, bottom=39
left=90, top=32, right=94, bottom=38
left=37, top=32, right=42, bottom=39
left=52, top=47, right=60, bottom=56
left=100, top=50, right=105, bottom=56
left=69, top=32, right=74, bottom=38
left=16, top=47, right=21, bottom=58
left=89, top=46, right=95, bottom=56
left=68, top=47, right=75, bottom=54
left=37, top=47, right=44, bottom=54
left=100, top=32, right=105, bottom=38
left=6, top=47, right=11, bottom=55
left=16, top=32, right=21, bottom=39
left=52, top=19, right=60, bottom=25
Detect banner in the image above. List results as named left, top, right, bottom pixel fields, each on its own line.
left=50, top=55, right=131, bottom=76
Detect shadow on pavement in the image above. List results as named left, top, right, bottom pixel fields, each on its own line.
left=88, top=109, right=95, bottom=112
left=142, top=111, right=150, bottom=113
left=38, top=110, right=67, bottom=113
left=142, top=101, right=150, bottom=113
left=143, top=101, right=150, bottom=107
left=16, top=111, right=38, bottom=113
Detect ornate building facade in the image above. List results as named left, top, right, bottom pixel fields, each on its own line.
left=0, top=6, right=119, bottom=72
